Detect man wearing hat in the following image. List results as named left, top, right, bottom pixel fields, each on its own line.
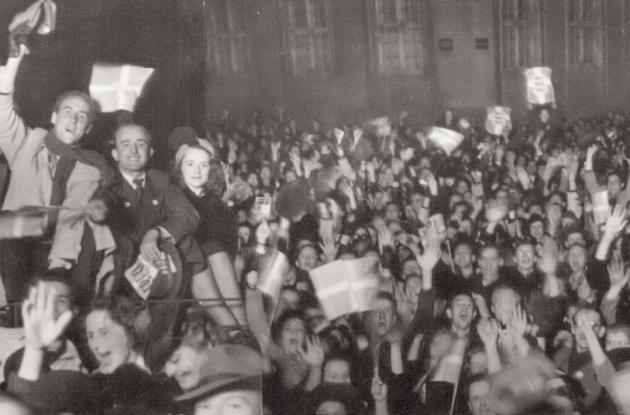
left=176, top=344, right=263, bottom=415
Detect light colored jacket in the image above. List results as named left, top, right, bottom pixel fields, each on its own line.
left=0, top=92, right=100, bottom=264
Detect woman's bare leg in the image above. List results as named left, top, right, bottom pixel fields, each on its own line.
left=207, top=251, right=248, bottom=326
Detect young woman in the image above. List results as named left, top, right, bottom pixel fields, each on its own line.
left=173, top=144, right=247, bottom=328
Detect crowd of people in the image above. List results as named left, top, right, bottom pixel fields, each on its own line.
left=1, top=9, right=630, bottom=415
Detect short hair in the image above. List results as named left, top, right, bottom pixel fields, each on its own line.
left=447, top=290, right=474, bottom=310
left=491, top=285, right=521, bottom=306
left=52, top=90, right=97, bottom=125
left=112, top=122, right=153, bottom=147
left=375, top=290, right=397, bottom=310
left=272, top=310, right=308, bottom=342
left=26, top=270, right=74, bottom=304
left=87, top=296, right=141, bottom=350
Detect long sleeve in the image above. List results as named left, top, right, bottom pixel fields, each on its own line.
left=158, top=180, right=200, bottom=243
left=0, top=92, right=29, bottom=168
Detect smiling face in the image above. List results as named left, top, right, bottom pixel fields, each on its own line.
left=51, top=95, right=93, bottom=145
left=86, top=309, right=133, bottom=374
left=165, top=344, right=207, bottom=391
left=181, top=147, right=211, bottom=194
left=447, top=294, right=476, bottom=331
left=468, top=379, right=495, bottom=415
left=515, top=244, right=536, bottom=274
left=112, top=125, right=152, bottom=175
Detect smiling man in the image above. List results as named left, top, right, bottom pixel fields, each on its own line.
left=0, top=41, right=111, bottom=304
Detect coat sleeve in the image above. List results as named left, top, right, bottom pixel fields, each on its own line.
left=158, top=181, right=200, bottom=243
left=0, top=92, right=29, bottom=167
left=48, top=163, right=101, bottom=264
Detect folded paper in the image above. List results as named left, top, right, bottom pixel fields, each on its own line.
left=485, top=106, right=512, bottom=136
left=524, top=67, right=555, bottom=105
left=427, top=127, right=464, bottom=156
left=0, top=210, right=46, bottom=239
left=309, top=257, right=380, bottom=319
left=124, top=253, right=176, bottom=300
left=89, top=63, right=154, bottom=112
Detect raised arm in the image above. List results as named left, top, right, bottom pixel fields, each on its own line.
left=0, top=45, right=30, bottom=166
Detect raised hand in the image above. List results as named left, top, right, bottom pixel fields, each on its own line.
left=477, top=318, right=499, bottom=346
left=507, top=305, right=529, bottom=339
left=371, top=376, right=388, bottom=402
left=22, top=283, right=73, bottom=350
left=604, top=205, right=627, bottom=236
left=471, top=292, right=490, bottom=319
left=608, top=255, right=629, bottom=291
left=300, top=336, right=325, bottom=368
left=418, top=240, right=441, bottom=273
left=256, top=220, right=271, bottom=245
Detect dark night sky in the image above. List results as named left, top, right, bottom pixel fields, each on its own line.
left=0, top=0, right=196, bottom=166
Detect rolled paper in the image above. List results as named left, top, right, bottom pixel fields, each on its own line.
left=524, top=66, right=555, bottom=105
left=309, top=257, right=380, bottom=320
left=592, top=191, right=609, bottom=225
left=485, top=106, right=512, bottom=136
left=427, top=126, right=464, bottom=156
left=89, top=63, right=155, bottom=112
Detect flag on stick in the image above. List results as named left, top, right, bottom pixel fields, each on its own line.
left=89, top=63, right=154, bottom=112
left=309, top=257, right=380, bottom=320
left=427, top=127, right=464, bottom=156
left=485, top=106, right=512, bottom=136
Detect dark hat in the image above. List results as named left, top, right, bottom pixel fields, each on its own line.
left=168, top=126, right=198, bottom=153
left=608, top=347, right=630, bottom=371
left=526, top=213, right=545, bottom=229
left=274, top=180, right=312, bottom=219
left=175, top=345, right=263, bottom=402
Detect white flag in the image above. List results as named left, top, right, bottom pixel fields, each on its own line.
left=364, top=116, right=392, bottom=137
left=89, top=63, right=154, bottom=112
left=524, top=67, right=555, bottom=105
left=485, top=106, right=512, bottom=136
left=427, top=127, right=464, bottom=156
left=309, top=257, right=380, bottom=319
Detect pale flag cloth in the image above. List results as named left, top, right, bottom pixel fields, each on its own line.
left=89, top=64, right=154, bottom=112
left=592, top=190, right=609, bottom=225
left=309, top=257, right=380, bottom=320
left=427, top=126, right=464, bottom=156
left=257, top=251, right=289, bottom=300
left=524, top=67, right=555, bottom=105
left=9, top=0, right=57, bottom=35
left=364, top=116, right=392, bottom=137
left=485, top=106, right=512, bottom=136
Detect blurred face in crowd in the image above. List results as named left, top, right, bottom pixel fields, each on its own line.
left=606, top=329, right=630, bottom=352
left=86, top=309, right=133, bottom=374
left=385, top=203, right=400, bottom=221
left=468, top=349, right=488, bottom=376
left=112, top=125, right=152, bottom=175
left=194, top=390, right=262, bottom=415
left=565, top=231, right=585, bottom=247
left=447, top=294, right=475, bottom=332
left=454, top=243, right=475, bottom=273
left=567, top=244, right=587, bottom=273
left=529, top=220, right=545, bottom=241
left=277, top=289, right=300, bottom=317
left=316, top=401, right=347, bottom=415
left=372, top=298, right=396, bottom=336
left=296, top=245, right=319, bottom=271
left=468, top=379, right=495, bottom=415
left=323, top=359, right=351, bottom=385
left=539, top=108, right=550, bottom=123
left=515, top=244, right=536, bottom=274
left=181, top=147, right=211, bottom=194
left=492, top=288, right=520, bottom=326
left=608, top=174, right=622, bottom=197
left=429, top=331, right=455, bottom=367
left=572, top=309, right=604, bottom=351
left=237, top=225, right=251, bottom=246
left=455, top=179, right=470, bottom=196
left=51, top=94, right=93, bottom=145
left=402, top=258, right=421, bottom=279
left=378, top=167, right=394, bottom=188
left=279, top=317, right=306, bottom=354
left=479, top=246, right=501, bottom=281
left=165, top=344, right=207, bottom=391
left=404, top=275, right=422, bottom=305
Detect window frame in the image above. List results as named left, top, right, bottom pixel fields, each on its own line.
left=565, top=0, right=603, bottom=67
left=498, top=0, right=543, bottom=71
left=280, top=0, right=334, bottom=77
left=206, top=0, right=252, bottom=78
